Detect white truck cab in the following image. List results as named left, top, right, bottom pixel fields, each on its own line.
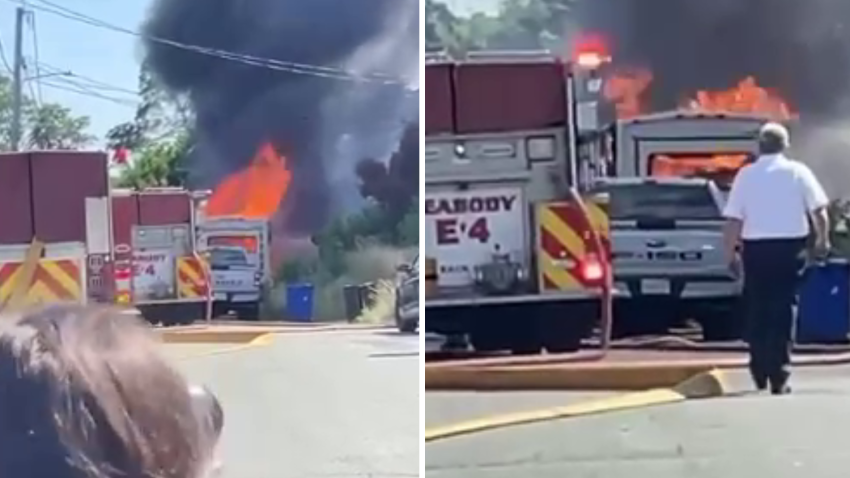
left=196, top=216, right=271, bottom=320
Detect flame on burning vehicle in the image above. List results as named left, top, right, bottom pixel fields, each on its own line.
left=205, top=142, right=292, bottom=219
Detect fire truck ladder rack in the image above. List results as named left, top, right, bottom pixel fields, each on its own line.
left=425, top=51, right=451, bottom=63
left=464, top=50, right=558, bottom=63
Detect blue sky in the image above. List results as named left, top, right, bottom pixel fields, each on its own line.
left=446, top=0, right=501, bottom=16
left=0, top=0, right=151, bottom=145
left=0, top=0, right=496, bottom=147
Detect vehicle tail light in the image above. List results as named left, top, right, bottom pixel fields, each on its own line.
left=579, top=254, right=605, bottom=282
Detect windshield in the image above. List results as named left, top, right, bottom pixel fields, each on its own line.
left=591, top=183, right=721, bottom=221
left=210, top=248, right=248, bottom=267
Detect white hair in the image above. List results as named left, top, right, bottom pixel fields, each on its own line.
left=758, top=122, right=791, bottom=149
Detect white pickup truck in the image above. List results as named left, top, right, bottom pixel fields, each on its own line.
left=197, top=217, right=271, bottom=320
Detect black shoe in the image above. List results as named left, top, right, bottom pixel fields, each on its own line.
left=769, top=370, right=791, bottom=395
left=770, top=384, right=792, bottom=395
left=751, top=373, right=768, bottom=391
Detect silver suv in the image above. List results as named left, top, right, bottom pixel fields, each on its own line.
left=395, top=254, right=419, bottom=333
left=588, top=177, right=743, bottom=341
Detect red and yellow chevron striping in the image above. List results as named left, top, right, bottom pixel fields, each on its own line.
left=176, top=257, right=208, bottom=299
left=536, top=197, right=610, bottom=292
left=0, top=259, right=83, bottom=306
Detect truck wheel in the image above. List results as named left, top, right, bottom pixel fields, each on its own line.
left=696, top=300, right=742, bottom=342
left=508, top=319, right=542, bottom=355
left=237, top=303, right=261, bottom=321
left=540, top=301, right=595, bottom=353
left=542, top=320, right=582, bottom=353
left=212, top=303, right=229, bottom=320
left=399, top=320, right=418, bottom=334
left=468, top=329, right=504, bottom=352
left=394, top=299, right=417, bottom=333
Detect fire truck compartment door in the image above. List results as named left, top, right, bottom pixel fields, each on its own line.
left=424, top=185, right=527, bottom=288
left=131, top=225, right=190, bottom=301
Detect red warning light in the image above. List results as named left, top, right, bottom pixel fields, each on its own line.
left=571, top=32, right=611, bottom=68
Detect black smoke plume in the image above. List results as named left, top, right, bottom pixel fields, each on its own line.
left=570, top=0, right=850, bottom=119
left=141, top=0, right=418, bottom=234
left=570, top=0, right=850, bottom=197
left=356, top=121, right=419, bottom=225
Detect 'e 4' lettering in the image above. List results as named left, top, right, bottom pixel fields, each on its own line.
left=436, top=217, right=491, bottom=245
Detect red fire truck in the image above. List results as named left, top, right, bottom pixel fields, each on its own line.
left=0, top=151, right=209, bottom=325
left=424, top=51, right=612, bottom=354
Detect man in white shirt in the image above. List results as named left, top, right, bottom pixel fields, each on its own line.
left=723, top=122, right=830, bottom=395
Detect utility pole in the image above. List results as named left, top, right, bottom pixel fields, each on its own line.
left=10, top=7, right=26, bottom=152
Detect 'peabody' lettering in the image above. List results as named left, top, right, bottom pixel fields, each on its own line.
left=133, top=254, right=167, bottom=262
left=425, top=195, right=516, bottom=215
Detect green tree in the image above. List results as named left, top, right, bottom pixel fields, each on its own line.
left=107, top=62, right=193, bottom=188
left=115, top=132, right=191, bottom=188
left=26, top=103, right=95, bottom=150
left=0, top=74, right=94, bottom=151
left=427, top=0, right=577, bottom=54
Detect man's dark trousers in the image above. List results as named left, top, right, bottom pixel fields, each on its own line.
left=741, top=237, right=807, bottom=391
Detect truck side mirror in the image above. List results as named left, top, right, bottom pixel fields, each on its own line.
left=396, top=264, right=412, bottom=274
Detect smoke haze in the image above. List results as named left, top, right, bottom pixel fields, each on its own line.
left=569, top=0, right=850, bottom=197
left=141, top=0, right=419, bottom=233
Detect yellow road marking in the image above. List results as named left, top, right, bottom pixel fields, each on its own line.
left=171, top=332, right=274, bottom=361
left=425, top=370, right=728, bottom=443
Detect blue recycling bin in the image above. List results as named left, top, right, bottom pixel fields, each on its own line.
left=797, top=259, right=850, bottom=344
left=286, top=283, right=315, bottom=322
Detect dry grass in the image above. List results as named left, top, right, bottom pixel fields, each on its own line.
left=356, top=279, right=397, bottom=324
left=269, top=245, right=415, bottom=322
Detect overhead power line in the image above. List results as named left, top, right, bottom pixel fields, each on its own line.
left=0, top=27, right=13, bottom=74
left=39, top=80, right=139, bottom=108
left=36, top=61, right=140, bottom=96
left=18, top=0, right=410, bottom=86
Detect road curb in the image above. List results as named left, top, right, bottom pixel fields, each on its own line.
left=158, top=329, right=269, bottom=344
left=424, top=369, right=727, bottom=442
left=425, top=353, right=850, bottom=380
left=161, top=323, right=394, bottom=335
left=425, top=361, right=723, bottom=391
left=170, top=332, right=275, bottom=361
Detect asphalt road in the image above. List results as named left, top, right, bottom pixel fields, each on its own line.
left=167, top=328, right=420, bottom=478
left=427, top=366, right=850, bottom=478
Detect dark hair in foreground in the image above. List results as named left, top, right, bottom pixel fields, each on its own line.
left=0, top=304, right=215, bottom=478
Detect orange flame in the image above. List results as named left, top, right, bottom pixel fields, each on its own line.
left=651, top=153, right=750, bottom=177
left=650, top=153, right=751, bottom=189
left=603, top=67, right=653, bottom=119
left=686, top=76, right=796, bottom=120
left=205, top=142, right=292, bottom=219
left=601, top=68, right=796, bottom=122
